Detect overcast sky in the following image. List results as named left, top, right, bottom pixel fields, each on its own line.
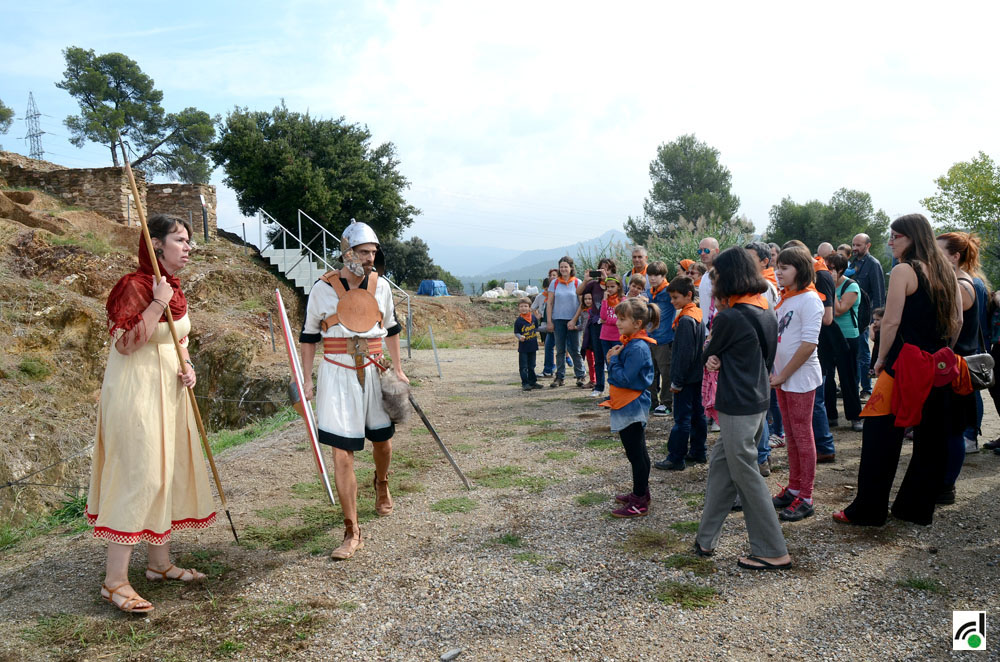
left=2, top=1, right=997, bottom=252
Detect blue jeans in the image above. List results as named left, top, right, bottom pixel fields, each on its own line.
left=758, top=416, right=771, bottom=465
left=518, top=352, right=537, bottom=387
left=812, top=378, right=835, bottom=455
left=601, top=338, right=621, bottom=366
left=768, top=388, right=783, bottom=437
left=553, top=319, right=584, bottom=380
left=543, top=332, right=555, bottom=375
left=965, top=390, right=983, bottom=441
left=587, top=322, right=605, bottom=390
left=857, top=328, right=872, bottom=393
left=666, top=383, right=707, bottom=464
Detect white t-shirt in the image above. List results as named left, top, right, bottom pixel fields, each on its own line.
left=698, top=272, right=714, bottom=324
left=763, top=281, right=779, bottom=316
left=773, top=291, right=823, bottom=393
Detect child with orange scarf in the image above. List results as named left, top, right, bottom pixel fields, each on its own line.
left=602, top=298, right=659, bottom=517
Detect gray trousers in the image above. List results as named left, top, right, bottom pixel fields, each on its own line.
left=696, top=411, right=788, bottom=558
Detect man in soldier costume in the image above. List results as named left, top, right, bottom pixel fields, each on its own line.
left=300, top=220, right=408, bottom=560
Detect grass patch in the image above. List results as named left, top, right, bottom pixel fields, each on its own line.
left=512, top=552, right=544, bottom=564
left=237, top=296, right=266, bottom=312
left=624, top=529, right=683, bottom=558
left=577, top=465, right=601, bottom=475
left=452, top=443, right=476, bottom=453
left=526, top=430, right=568, bottom=443
left=447, top=395, right=472, bottom=402
left=474, top=379, right=497, bottom=385
left=477, top=324, right=514, bottom=333
left=897, top=575, right=945, bottom=593
left=569, top=397, right=593, bottom=405
left=409, top=426, right=430, bottom=435
left=470, top=466, right=551, bottom=492
left=394, top=451, right=431, bottom=470
left=338, top=601, right=360, bottom=612
left=669, top=520, right=700, bottom=534
left=50, top=231, right=114, bottom=255
left=585, top=437, right=619, bottom=450
left=210, top=407, right=297, bottom=453
left=574, top=492, right=607, bottom=507
left=431, top=497, right=478, bottom=514
left=18, top=356, right=51, bottom=380
left=545, top=562, right=569, bottom=572
left=492, top=533, right=523, bottom=547
left=543, top=450, right=578, bottom=461
left=243, top=523, right=330, bottom=552
left=217, top=639, right=245, bottom=656
left=682, top=492, right=705, bottom=508
left=654, top=581, right=717, bottom=608
left=291, top=480, right=325, bottom=499
left=516, top=418, right=557, bottom=426
left=664, top=554, right=716, bottom=576
left=256, top=505, right=297, bottom=523
left=1, top=493, right=89, bottom=551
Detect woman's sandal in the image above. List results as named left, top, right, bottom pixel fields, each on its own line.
left=101, top=582, right=154, bottom=614
left=692, top=541, right=714, bottom=558
left=737, top=555, right=792, bottom=571
left=145, top=564, right=205, bottom=583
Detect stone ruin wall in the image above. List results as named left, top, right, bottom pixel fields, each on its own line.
left=146, top=183, right=217, bottom=239
left=0, top=152, right=216, bottom=235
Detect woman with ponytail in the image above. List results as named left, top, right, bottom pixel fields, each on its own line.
left=936, top=232, right=984, bottom=503
left=835, top=214, right=961, bottom=527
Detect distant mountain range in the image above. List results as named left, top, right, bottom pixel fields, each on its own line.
left=428, top=230, right=629, bottom=294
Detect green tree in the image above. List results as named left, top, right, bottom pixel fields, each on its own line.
left=0, top=98, right=13, bottom=134
left=921, top=152, right=1000, bottom=283
left=433, top=266, right=464, bottom=294
left=56, top=46, right=216, bottom=183
left=380, top=236, right=437, bottom=288
left=765, top=188, right=890, bottom=266
left=625, top=134, right=741, bottom=243
left=212, top=104, right=418, bottom=249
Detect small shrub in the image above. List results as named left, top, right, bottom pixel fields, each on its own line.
left=512, top=552, right=544, bottom=564
left=664, top=554, right=716, bottom=576
left=897, top=575, right=945, bottom=593
left=654, top=581, right=717, bottom=608
left=574, top=492, right=607, bottom=507
left=18, top=357, right=51, bottom=380
left=492, top=533, right=522, bottom=547
left=669, top=521, right=699, bottom=534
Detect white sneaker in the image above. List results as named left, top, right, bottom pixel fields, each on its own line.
left=653, top=405, right=669, bottom=417
left=710, top=421, right=720, bottom=432
left=965, top=438, right=980, bottom=454
left=589, top=388, right=603, bottom=397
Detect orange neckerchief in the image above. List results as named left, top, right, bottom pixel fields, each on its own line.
left=728, top=294, right=768, bottom=309
left=604, top=293, right=620, bottom=310
left=599, top=331, right=656, bottom=410
left=813, top=256, right=830, bottom=273
left=649, top=280, right=668, bottom=300
left=775, top=283, right=819, bottom=310
left=693, top=277, right=702, bottom=287
left=519, top=313, right=534, bottom=324
left=631, top=264, right=648, bottom=277
left=762, top=267, right=777, bottom=286
left=557, top=276, right=577, bottom=286
left=672, top=302, right=703, bottom=329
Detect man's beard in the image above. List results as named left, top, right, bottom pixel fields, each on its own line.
left=343, top=249, right=366, bottom=276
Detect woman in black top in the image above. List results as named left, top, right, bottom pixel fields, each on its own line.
left=937, top=232, right=983, bottom=504
left=695, top=248, right=790, bottom=570
left=835, top=214, right=961, bottom=526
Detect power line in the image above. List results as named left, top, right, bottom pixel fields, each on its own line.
left=24, top=92, right=44, bottom=160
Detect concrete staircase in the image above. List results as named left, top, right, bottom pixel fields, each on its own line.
left=261, top=247, right=327, bottom=295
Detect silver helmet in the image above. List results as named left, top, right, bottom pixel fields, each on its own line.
left=341, top=219, right=380, bottom=253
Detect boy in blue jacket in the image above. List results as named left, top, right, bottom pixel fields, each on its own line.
left=654, top=276, right=707, bottom=470
left=646, top=261, right=677, bottom=416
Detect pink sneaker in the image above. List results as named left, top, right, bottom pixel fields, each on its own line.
left=611, top=493, right=649, bottom=518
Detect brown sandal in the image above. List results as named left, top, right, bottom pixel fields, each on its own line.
left=374, top=475, right=393, bottom=516
left=101, top=582, right=154, bottom=614
left=145, top=564, right=205, bottom=583
left=330, top=520, right=364, bottom=560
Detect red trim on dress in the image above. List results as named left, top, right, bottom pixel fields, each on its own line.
left=85, top=506, right=216, bottom=545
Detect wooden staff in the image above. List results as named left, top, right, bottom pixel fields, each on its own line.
left=116, top=137, right=239, bottom=543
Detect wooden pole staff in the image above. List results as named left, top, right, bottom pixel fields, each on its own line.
left=116, top=137, right=239, bottom=543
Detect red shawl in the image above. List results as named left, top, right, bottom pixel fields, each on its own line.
left=106, top=237, right=187, bottom=345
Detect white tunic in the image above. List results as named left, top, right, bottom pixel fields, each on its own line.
left=302, top=273, right=398, bottom=448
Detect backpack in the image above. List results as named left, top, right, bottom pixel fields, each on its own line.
left=838, top=278, right=870, bottom=331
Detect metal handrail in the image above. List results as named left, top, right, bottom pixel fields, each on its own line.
left=258, top=208, right=412, bottom=356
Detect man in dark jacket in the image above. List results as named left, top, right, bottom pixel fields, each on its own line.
left=851, top=233, right=886, bottom=396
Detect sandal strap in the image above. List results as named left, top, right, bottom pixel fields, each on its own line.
left=145, top=563, right=177, bottom=579
left=103, top=582, right=151, bottom=611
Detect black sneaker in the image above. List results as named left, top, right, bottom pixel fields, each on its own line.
left=772, top=487, right=796, bottom=509
left=522, top=385, right=532, bottom=392
left=653, top=459, right=684, bottom=471
left=530, top=383, right=544, bottom=390
left=779, top=497, right=814, bottom=521
left=685, top=454, right=707, bottom=464
left=549, top=377, right=564, bottom=388
left=935, top=486, right=956, bottom=505
left=984, top=437, right=1000, bottom=450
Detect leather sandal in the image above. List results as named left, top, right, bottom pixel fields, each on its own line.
left=374, top=475, right=393, bottom=516
left=145, top=564, right=205, bottom=583
left=101, top=582, right=154, bottom=614
left=330, top=520, right=363, bottom=560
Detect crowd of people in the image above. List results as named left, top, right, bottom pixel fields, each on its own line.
left=515, top=214, right=999, bottom=570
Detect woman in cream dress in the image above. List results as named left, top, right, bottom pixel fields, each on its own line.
left=86, top=214, right=215, bottom=613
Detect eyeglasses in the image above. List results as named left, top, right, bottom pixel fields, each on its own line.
left=889, top=233, right=906, bottom=241
left=697, top=248, right=712, bottom=254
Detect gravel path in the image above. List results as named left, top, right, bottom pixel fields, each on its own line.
left=2, top=347, right=999, bottom=661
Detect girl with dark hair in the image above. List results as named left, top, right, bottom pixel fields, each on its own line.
left=694, top=248, right=790, bottom=569
left=87, top=214, right=213, bottom=613
left=826, top=253, right=864, bottom=431
left=936, top=232, right=983, bottom=503
left=835, top=214, right=962, bottom=526
left=546, top=257, right=586, bottom=387
left=603, top=298, right=659, bottom=517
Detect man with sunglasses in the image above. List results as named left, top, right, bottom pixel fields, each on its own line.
left=696, top=237, right=720, bottom=322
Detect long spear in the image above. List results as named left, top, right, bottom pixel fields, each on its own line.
left=116, top=137, right=239, bottom=543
